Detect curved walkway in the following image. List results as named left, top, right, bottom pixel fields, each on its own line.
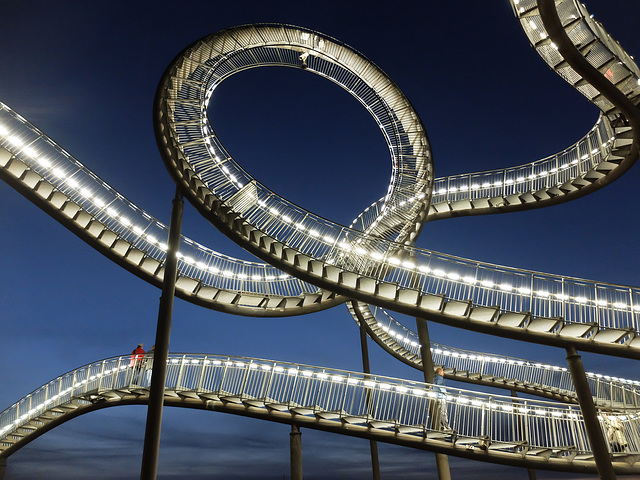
left=1, top=354, right=639, bottom=474
left=153, top=5, right=640, bottom=358
left=349, top=302, right=640, bottom=408
left=0, top=0, right=639, bottom=476
left=0, top=2, right=638, bottom=347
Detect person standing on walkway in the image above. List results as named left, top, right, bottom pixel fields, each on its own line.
left=605, top=414, right=628, bottom=453
left=433, top=367, right=453, bottom=432
left=130, top=343, right=145, bottom=385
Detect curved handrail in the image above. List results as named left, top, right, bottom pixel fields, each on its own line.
left=348, top=302, right=640, bottom=409
left=1, top=354, right=638, bottom=473
left=0, top=108, right=345, bottom=316
left=158, top=23, right=433, bottom=246
left=351, top=115, right=619, bottom=227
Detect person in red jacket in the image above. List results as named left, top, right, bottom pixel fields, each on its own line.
left=130, top=343, right=145, bottom=385
left=143, top=345, right=155, bottom=387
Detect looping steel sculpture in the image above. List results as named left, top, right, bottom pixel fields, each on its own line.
left=1, top=0, right=640, bottom=475
left=154, top=13, right=640, bottom=359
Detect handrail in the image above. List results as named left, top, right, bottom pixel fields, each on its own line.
left=350, top=303, right=640, bottom=409
left=0, top=107, right=310, bottom=297
left=352, top=116, right=616, bottom=226
left=1, top=353, right=639, bottom=469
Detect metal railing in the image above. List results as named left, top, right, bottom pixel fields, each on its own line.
left=513, top=0, right=640, bottom=113
left=2, top=13, right=639, bottom=330
left=231, top=183, right=640, bottom=332
left=165, top=25, right=433, bottom=245
left=0, top=104, right=318, bottom=299
left=356, top=304, right=640, bottom=408
left=350, top=116, right=615, bottom=232
left=1, top=354, right=639, bottom=456
left=159, top=22, right=640, bottom=335
left=429, top=118, right=614, bottom=207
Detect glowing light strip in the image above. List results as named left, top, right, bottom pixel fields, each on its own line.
left=374, top=320, right=640, bottom=387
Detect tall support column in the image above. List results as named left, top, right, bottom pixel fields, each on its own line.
left=416, top=318, right=451, bottom=480
left=290, top=425, right=303, bottom=480
left=509, top=389, right=537, bottom=480
left=140, top=188, right=184, bottom=480
left=565, top=347, right=616, bottom=480
left=0, top=456, right=6, bottom=480
left=357, top=307, right=381, bottom=480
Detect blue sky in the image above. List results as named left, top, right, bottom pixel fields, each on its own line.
left=0, top=1, right=639, bottom=478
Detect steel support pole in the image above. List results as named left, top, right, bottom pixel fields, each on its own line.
left=416, top=318, right=451, bottom=480
left=358, top=308, right=381, bottom=480
left=510, top=389, right=537, bottom=480
left=140, top=188, right=184, bottom=480
left=290, top=425, right=303, bottom=480
left=0, top=456, right=6, bottom=480
left=565, top=347, right=616, bottom=480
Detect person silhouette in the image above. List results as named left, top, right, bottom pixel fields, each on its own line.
left=433, top=367, right=453, bottom=432
left=129, top=343, right=145, bottom=385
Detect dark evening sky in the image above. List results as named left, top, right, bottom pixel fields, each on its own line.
left=0, top=1, right=639, bottom=478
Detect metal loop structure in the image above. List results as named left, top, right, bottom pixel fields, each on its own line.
left=1, top=0, right=640, bottom=475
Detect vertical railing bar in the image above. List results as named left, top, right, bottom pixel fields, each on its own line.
left=196, top=356, right=208, bottom=391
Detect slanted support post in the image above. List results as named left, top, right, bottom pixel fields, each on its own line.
left=416, top=318, right=452, bottom=480
left=140, top=188, right=184, bottom=480
left=565, top=347, right=616, bottom=480
left=357, top=303, right=381, bottom=480
left=290, top=425, right=303, bottom=480
left=510, top=389, right=537, bottom=480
